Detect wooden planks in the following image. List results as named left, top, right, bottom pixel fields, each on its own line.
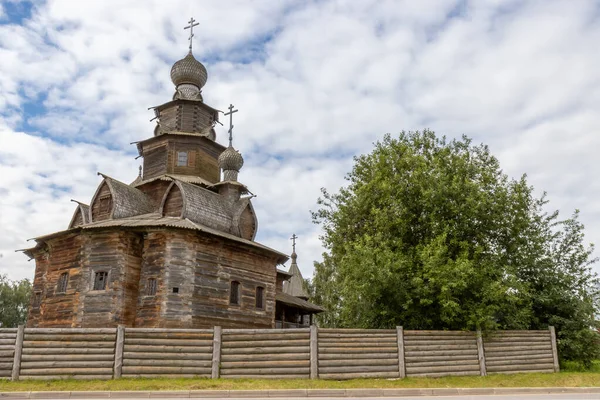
left=483, top=330, right=555, bottom=374
left=121, top=328, right=213, bottom=378
left=0, top=329, right=16, bottom=379
left=220, top=329, right=310, bottom=379
left=19, top=328, right=116, bottom=380
left=404, top=330, right=480, bottom=377
left=317, top=329, right=400, bottom=380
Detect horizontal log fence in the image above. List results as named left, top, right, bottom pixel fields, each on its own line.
left=0, top=326, right=559, bottom=381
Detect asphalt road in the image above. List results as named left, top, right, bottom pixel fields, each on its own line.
left=90, top=395, right=600, bottom=400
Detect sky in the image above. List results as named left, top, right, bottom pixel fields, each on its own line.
left=1, top=0, right=599, bottom=282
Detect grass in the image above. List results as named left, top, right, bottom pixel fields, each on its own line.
left=1, top=367, right=600, bottom=392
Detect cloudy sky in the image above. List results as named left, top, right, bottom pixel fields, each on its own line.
left=1, top=0, right=599, bottom=282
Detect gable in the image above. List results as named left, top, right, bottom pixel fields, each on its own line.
left=90, top=181, right=113, bottom=222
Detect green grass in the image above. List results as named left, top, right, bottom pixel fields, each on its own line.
left=1, top=369, right=600, bottom=392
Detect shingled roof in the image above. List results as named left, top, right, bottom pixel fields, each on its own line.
left=94, top=173, right=154, bottom=219
left=68, top=200, right=90, bottom=228
left=276, top=292, right=324, bottom=313
left=284, top=252, right=309, bottom=299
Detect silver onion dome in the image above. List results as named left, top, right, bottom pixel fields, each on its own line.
left=170, top=52, right=208, bottom=89
left=218, top=146, right=244, bottom=172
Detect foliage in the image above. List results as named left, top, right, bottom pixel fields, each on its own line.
left=0, top=274, right=31, bottom=328
left=310, top=130, right=600, bottom=366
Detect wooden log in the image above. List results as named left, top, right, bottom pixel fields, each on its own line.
left=403, top=338, right=477, bottom=345
left=489, top=369, right=554, bottom=375
left=404, top=349, right=478, bottom=357
left=318, top=333, right=397, bottom=339
left=319, top=371, right=398, bottom=380
left=124, top=338, right=213, bottom=347
left=319, top=358, right=399, bottom=368
left=123, top=352, right=211, bottom=361
left=483, top=345, right=551, bottom=352
left=124, top=359, right=212, bottom=367
left=224, top=333, right=309, bottom=341
left=221, top=360, right=309, bottom=369
left=487, top=363, right=555, bottom=372
left=23, top=341, right=115, bottom=349
left=113, top=325, right=124, bottom=379
left=19, top=368, right=113, bottom=376
left=318, top=340, right=397, bottom=347
left=223, top=340, right=309, bottom=348
left=11, top=325, right=24, bottom=381
left=0, top=362, right=13, bottom=369
left=22, top=348, right=114, bottom=355
left=222, top=328, right=310, bottom=334
left=406, top=364, right=481, bottom=374
left=485, top=330, right=549, bottom=335
left=21, top=354, right=114, bottom=362
left=319, top=365, right=400, bottom=374
left=125, top=332, right=214, bottom=340
left=483, top=341, right=553, bottom=347
left=19, top=375, right=113, bottom=381
left=20, top=361, right=114, bottom=369
left=484, top=353, right=557, bottom=361
left=318, top=347, right=398, bottom=354
left=220, top=367, right=310, bottom=375
left=217, top=374, right=308, bottom=379
left=0, top=351, right=14, bottom=358
left=24, top=328, right=116, bottom=334
left=396, top=326, right=405, bottom=379
left=318, top=337, right=398, bottom=344
left=318, top=329, right=396, bottom=334
left=0, top=329, right=18, bottom=333
left=404, top=330, right=473, bottom=336
left=221, top=346, right=308, bottom=355
left=486, top=358, right=555, bottom=366
left=0, top=339, right=17, bottom=346
left=318, top=352, right=399, bottom=360
left=0, top=346, right=16, bottom=351
left=481, top=336, right=551, bottom=342
left=405, top=354, right=478, bottom=362
left=403, top=344, right=477, bottom=351
left=0, top=335, right=16, bottom=340
left=122, top=374, right=211, bottom=379
left=408, top=370, right=480, bottom=378
left=221, top=353, right=309, bottom=362
left=125, top=328, right=213, bottom=334
left=123, top=345, right=212, bottom=354
left=211, top=326, right=221, bottom=379
left=23, top=334, right=115, bottom=342
left=477, top=330, right=486, bottom=377
left=406, top=359, right=478, bottom=368
left=121, top=366, right=212, bottom=374
left=549, top=326, right=559, bottom=372
left=310, top=325, right=318, bottom=380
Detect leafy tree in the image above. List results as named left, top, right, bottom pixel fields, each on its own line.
left=0, top=275, right=31, bottom=328
left=310, top=130, right=599, bottom=367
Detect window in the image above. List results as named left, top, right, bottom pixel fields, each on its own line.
left=98, top=196, right=111, bottom=214
left=255, top=286, right=264, bottom=309
left=230, top=281, right=240, bottom=305
left=177, top=151, right=188, bottom=166
left=172, top=287, right=179, bottom=294
left=57, top=272, right=69, bottom=293
left=93, top=271, right=108, bottom=291
left=146, top=278, right=157, bottom=296
left=33, top=292, right=42, bottom=308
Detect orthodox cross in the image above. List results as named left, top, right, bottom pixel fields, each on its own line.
left=184, top=17, right=199, bottom=52
left=290, top=234, right=298, bottom=253
left=223, top=104, right=238, bottom=146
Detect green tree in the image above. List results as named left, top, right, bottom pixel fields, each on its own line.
left=311, top=130, right=599, bottom=366
left=0, top=275, right=31, bottom=328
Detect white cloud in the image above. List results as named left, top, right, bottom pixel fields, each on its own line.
left=0, top=0, right=599, bottom=284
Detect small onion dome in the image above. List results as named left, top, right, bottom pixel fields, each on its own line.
left=291, top=251, right=298, bottom=261
left=170, top=51, right=208, bottom=89
left=218, top=146, right=244, bottom=172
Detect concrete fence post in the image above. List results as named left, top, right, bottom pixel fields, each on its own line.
left=549, top=326, right=560, bottom=372
left=113, top=325, right=125, bottom=379
left=211, top=326, right=222, bottom=379
left=476, top=330, right=487, bottom=376
left=310, top=325, right=318, bottom=379
left=396, top=326, right=406, bottom=378
left=11, top=325, right=24, bottom=381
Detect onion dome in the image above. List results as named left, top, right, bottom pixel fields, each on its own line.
left=218, top=146, right=244, bottom=181
left=170, top=52, right=207, bottom=100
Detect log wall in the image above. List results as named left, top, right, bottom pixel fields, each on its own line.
left=8, top=327, right=559, bottom=380
left=0, top=329, right=17, bottom=379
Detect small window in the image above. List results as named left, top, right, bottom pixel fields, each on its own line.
left=98, top=196, right=111, bottom=213
left=146, top=278, right=157, bottom=296
left=57, top=272, right=69, bottom=293
left=177, top=151, right=188, bottom=166
left=33, top=292, right=42, bottom=308
left=230, top=281, right=240, bottom=305
left=255, top=286, right=264, bottom=309
left=93, top=271, right=108, bottom=291
left=172, top=287, right=179, bottom=294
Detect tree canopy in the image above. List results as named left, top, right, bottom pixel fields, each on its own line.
left=0, top=275, right=31, bottom=328
left=310, top=130, right=599, bottom=366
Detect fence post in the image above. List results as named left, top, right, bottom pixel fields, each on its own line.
left=113, top=325, right=125, bottom=379
left=310, top=325, right=318, bottom=379
left=11, top=325, right=24, bottom=381
left=476, top=330, right=487, bottom=376
left=211, top=326, right=222, bottom=379
left=396, top=326, right=405, bottom=378
left=549, top=326, right=559, bottom=372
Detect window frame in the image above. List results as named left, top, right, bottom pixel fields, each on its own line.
left=92, top=271, right=109, bottom=291
left=146, top=278, right=157, bottom=296
left=229, top=280, right=241, bottom=305
left=56, top=272, right=69, bottom=294
left=176, top=151, right=188, bottom=166
left=255, top=286, right=265, bottom=309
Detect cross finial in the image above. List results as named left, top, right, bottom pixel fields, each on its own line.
left=223, top=104, right=238, bottom=147
left=290, top=234, right=298, bottom=253
left=138, top=165, right=142, bottom=178
left=184, top=17, right=199, bottom=53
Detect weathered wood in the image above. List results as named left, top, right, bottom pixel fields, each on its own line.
left=404, top=359, right=477, bottom=368
left=0, top=329, right=18, bottom=333
left=223, top=339, right=309, bottom=348
left=113, top=325, right=124, bottom=379
left=19, top=368, right=113, bottom=376
left=224, top=333, right=308, bottom=341
left=223, top=329, right=309, bottom=334
left=319, top=371, right=398, bottom=380
left=486, top=357, right=555, bottom=366
left=124, top=352, right=211, bottom=361
left=476, top=330, right=486, bottom=377
left=318, top=346, right=400, bottom=354
left=221, top=360, right=308, bottom=368
left=121, top=366, right=212, bottom=374
left=485, top=350, right=555, bottom=358
left=124, top=359, right=212, bottom=367
left=405, top=349, right=478, bottom=357
left=310, top=325, right=318, bottom=379
left=408, top=370, right=480, bottom=378
left=0, top=363, right=13, bottom=369
left=319, top=333, right=397, bottom=339
left=489, top=369, right=554, bottom=375
left=0, top=334, right=17, bottom=340
left=320, top=358, right=399, bottom=368
left=19, top=375, right=113, bottom=381
left=404, top=344, right=477, bottom=351
left=211, top=326, right=221, bottom=379
left=0, top=351, right=14, bottom=358
left=319, top=352, right=398, bottom=361
left=404, top=330, right=474, bottom=336
left=23, top=334, right=115, bottom=342
left=124, top=332, right=213, bottom=339
left=221, top=346, right=308, bottom=355
left=222, top=353, right=309, bottom=362
left=220, top=367, right=310, bottom=375
left=318, top=337, right=398, bottom=344
left=23, top=341, right=115, bottom=349
left=549, top=326, right=559, bottom=372
left=217, top=374, right=309, bottom=379
left=123, top=345, right=212, bottom=353
left=407, top=364, right=481, bottom=374
left=11, top=325, right=24, bottom=381
left=319, top=329, right=396, bottom=334
left=22, top=348, right=114, bottom=355
left=318, top=340, right=397, bottom=347
left=405, top=354, right=477, bottom=362
left=124, top=338, right=213, bottom=347
left=487, top=363, right=555, bottom=372
left=20, top=361, right=114, bottom=369
left=319, top=365, right=400, bottom=374
left=396, top=326, right=405, bottom=379
left=21, top=354, right=114, bottom=362
left=483, top=345, right=551, bottom=352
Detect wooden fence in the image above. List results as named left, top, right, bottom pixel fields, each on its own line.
left=0, top=326, right=559, bottom=380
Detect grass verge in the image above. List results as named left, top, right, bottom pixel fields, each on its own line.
left=1, top=370, right=600, bottom=392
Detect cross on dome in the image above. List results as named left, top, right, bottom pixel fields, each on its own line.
left=224, top=104, right=238, bottom=147
left=184, top=17, right=199, bottom=53
left=290, top=233, right=298, bottom=253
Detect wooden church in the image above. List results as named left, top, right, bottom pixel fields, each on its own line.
left=21, top=21, right=323, bottom=329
